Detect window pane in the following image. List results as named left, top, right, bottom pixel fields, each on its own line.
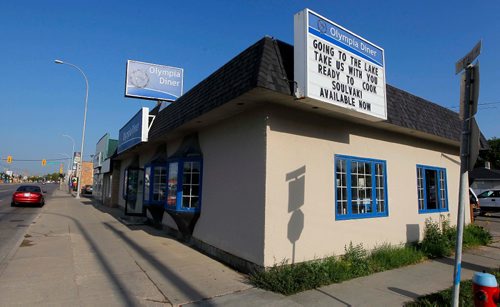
left=350, top=161, right=372, bottom=215
left=181, top=161, right=201, bottom=208
left=417, top=168, right=424, bottom=210
left=425, top=169, right=438, bottom=210
left=336, top=159, right=347, bottom=215
left=439, top=170, right=447, bottom=209
left=167, top=163, right=178, bottom=207
left=153, top=166, right=167, bottom=201
left=144, top=167, right=151, bottom=202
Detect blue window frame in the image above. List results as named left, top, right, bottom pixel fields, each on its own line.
left=143, top=163, right=168, bottom=206
left=335, top=155, right=388, bottom=220
left=165, top=158, right=202, bottom=213
left=416, top=165, right=448, bottom=213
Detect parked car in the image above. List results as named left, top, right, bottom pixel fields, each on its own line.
left=81, top=185, right=93, bottom=195
left=11, top=185, right=45, bottom=207
left=477, top=189, right=500, bottom=213
left=469, top=188, right=480, bottom=217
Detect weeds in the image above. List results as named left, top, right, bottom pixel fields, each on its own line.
left=250, top=243, right=425, bottom=295
left=250, top=217, right=492, bottom=295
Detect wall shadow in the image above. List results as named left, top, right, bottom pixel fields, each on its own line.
left=286, top=166, right=305, bottom=264
left=103, top=222, right=214, bottom=305
left=267, top=105, right=350, bottom=144
left=45, top=212, right=140, bottom=306
left=47, top=210, right=216, bottom=305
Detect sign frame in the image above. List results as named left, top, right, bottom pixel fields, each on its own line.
left=294, top=8, right=387, bottom=121
left=118, top=107, right=150, bottom=154
left=125, top=60, right=184, bottom=102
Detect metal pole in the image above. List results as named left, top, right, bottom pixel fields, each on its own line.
left=56, top=61, right=89, bottom=200
left=452, top=65, right=472, bottom=307
left=62, top=134, right=75, bottom=176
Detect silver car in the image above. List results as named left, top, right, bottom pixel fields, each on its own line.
left=477, top=189, right=500, bottom=213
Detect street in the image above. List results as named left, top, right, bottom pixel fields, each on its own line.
left=0, top=183, right=58, bottom=273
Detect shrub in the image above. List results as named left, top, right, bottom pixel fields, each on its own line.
left=462, top=224, right=492, bottom=248
left=420, top=217, right=453, bottom=258
left=341, top=242, right=372, bottom=277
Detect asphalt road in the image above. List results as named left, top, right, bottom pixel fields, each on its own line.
left=0, top=183, right=58, bottom=271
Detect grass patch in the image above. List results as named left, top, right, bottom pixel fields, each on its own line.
left=405, top=270, right=500, bottom=306
left=249, top=243, right=426, bottom=295
left=369, top=244, right=425, bottom=272
left=250, top=217, right=493, bottom=295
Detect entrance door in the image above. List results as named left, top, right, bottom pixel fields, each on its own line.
left=124, top=168, right=146, bottom=216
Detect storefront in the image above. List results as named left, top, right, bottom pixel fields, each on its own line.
left=110, top=8, right=485, bottom=271
left=93, top=133, right=118, bottom=206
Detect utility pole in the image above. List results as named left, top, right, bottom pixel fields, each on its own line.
left=452, top=41, right=481, bottom=307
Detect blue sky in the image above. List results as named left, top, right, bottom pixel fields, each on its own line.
left=1, top=1, right=499, bottom=175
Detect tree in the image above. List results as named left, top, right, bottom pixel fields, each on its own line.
left=476, top=137, right=500, bottom=169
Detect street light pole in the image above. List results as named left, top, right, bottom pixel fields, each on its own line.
left=55, top=60, right=89, bottom=199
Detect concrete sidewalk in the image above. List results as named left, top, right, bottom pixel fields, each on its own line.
left=0, top=189, right=251, bottom=306
left=0, top=189, right=498, bottom=306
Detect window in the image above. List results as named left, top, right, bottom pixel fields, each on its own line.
left=165, top=158, right=202, bottom=212
left=335, top=155, right=388, bottom=220
left=152, top=166, right=167, bottom=201
left=417, top=165, right=448, bottom=213
left=142, top=158, right=202, bottom=212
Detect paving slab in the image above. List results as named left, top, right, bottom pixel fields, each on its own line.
left=0, top=189, right=252, bottom=306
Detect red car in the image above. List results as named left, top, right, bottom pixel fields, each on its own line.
left=11, top=185, right=45, bottom=207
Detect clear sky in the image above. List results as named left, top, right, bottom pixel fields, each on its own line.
left=1, top=0, right=499, bottom=176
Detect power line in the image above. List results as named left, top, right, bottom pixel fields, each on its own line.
left=447, top=101, right=500, bottom=110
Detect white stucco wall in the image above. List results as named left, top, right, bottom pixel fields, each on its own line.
left=194, top=109, right=267, bottom=266
left=264, top=105, right=463, bottom=267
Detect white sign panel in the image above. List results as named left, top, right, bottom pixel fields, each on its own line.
left=294, top=9, right=387, bottom=121
left=118, top=107, right=149, bottom=154
left=126, top=60, right=183, bottom=102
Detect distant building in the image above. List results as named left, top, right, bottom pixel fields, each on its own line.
left=470, top=163, right=500, bottom=193
left=93, top=133, right=119, bottom=206
left=80, top=161, right=93, bottom=188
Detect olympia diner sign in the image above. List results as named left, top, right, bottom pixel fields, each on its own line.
left=294, top=9, right=387, bottom=121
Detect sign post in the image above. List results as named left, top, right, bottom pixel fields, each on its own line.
left=452, top=41, right=481, bottom=307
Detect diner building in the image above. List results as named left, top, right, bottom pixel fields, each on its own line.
left=112, top=37, right=481, bottom=271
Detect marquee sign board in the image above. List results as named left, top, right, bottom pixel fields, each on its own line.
left=294, top=9, right=387, bottom=121
left=118, top=107, right=149, bottom=154
left=125, top=60, right=183, bottom=102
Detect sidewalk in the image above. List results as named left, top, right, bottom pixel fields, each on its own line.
left=0, top=189, right=498, bottom=306
left=0, top=189, right=251, bottom=306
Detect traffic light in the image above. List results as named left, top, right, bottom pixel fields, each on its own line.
left=7, top=156, right=12, bottom=164
left=42, top=159, right=47, bottom=166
